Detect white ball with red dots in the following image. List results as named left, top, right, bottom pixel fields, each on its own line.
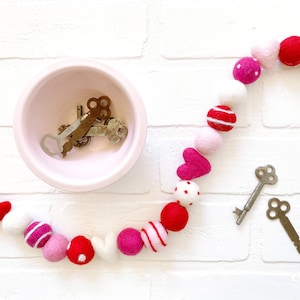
left=194, top=127, right=222, bottom=155
left=173, top=180, right=201, bottom=207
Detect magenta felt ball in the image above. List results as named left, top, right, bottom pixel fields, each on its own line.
left=24, top=221, right=53, bottom=248
left=43, top=233, right=69, bottom=262
left=233, top=57, right=261, bottom=84
left=117, top=228, right=144, bottom=256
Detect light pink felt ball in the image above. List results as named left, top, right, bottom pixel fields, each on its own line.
left=233, top=57, right=261, bottom=84
left=43, top=233, right=69, bottom=262
left=117, top=228, right=144, bottom=256
left=194, top=127, right=222, bottom=155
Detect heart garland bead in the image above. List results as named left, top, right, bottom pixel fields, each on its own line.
left=0, top=35, right=297, bottom=265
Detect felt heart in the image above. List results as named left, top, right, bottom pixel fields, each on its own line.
left=251, top=38, right=280, bottom=69
left=177, top=147, right=211, bottom=180
left=0, top=201, right=12, bottom=221
left=91, top=232, right=118, bottom=263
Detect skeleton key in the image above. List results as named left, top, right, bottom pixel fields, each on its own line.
left=233, top=165, right=278, bottom=225
left=266, top=198, right=300, bottom=253
left=61, top=96, right=111, bottom=157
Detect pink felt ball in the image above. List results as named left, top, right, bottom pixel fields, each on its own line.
left=233, top=57, right=261, bottom=84
left=206, top=105, right=236, bottom=132
left=117, top=228, right=144, bottom=256
left=24, top=221, right=53, bottom=248
left=194, top=127, right=222, bottom=155
left=43, top=233, right=69, bottom=262
left=141, top=221, right=168, bottom=252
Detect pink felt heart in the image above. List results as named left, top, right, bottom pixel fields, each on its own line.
left=251, top=38, right=280, bottom=69
left=0, top=201, right=12, bottom=221
left=177, top=148, right=211, bottom=180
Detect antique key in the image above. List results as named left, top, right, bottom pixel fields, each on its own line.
left=266, top=198, right=300, bottom=253
left=233, top=165, right=278, bottom=225
left=61, top=96, right=111, bottom=157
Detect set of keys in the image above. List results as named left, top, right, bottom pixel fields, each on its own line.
left=41, top=96, right=128, bottom=157
left=233, top=164, right=300, bottom=254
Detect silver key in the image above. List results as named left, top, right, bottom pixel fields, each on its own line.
left=266, top=198, right=300, bottom=253
left=233, top=165, right=278, bottom=225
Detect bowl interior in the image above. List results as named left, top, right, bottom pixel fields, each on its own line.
left=14, top=62, right=146, bottom=192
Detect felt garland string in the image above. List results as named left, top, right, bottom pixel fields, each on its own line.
left=0, top=35, right=299, bottom=265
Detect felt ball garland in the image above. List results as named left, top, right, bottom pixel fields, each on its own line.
left=0, top=35, right=299, bottom=265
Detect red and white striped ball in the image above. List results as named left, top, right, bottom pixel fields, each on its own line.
left=140, top=221, right=168, bottom=252
left=24, top=221, right=53, bottom=248
left=206, top=105, right=236, bottom=132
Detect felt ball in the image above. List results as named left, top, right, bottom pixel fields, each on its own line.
left=217, top=80, right=247, bottom=107
left=160, top=202, right=189, bottom=232
left=194, top=127, right=222, bottom=155
left=66, top=235, right=95, bottom=265
left=141, top=221, right=168, bottom=252
left=173, top=180, right=201, bottom=207
left=2, top=209, right=32, bottom=235
left=24, top=221, right=53, bottom=248
left=43, top=233, right=69, bottom=262
left=0, top=201, right=12, bottom=221
left=233, top=57, right=261, bottom=84
left=251, top=38, right=280, bottom=69
left=279, top=36, right=300, bottom=66
left=92, top=232, right=119, bottom=263
left=206, top=105, right=236, bottom=132
left=117, top=228, right=144, bottom=256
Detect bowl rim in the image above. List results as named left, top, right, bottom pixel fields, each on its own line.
left=13, top=59, right=147, bottom=192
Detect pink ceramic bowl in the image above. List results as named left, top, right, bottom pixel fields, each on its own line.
left=13, top=60, right=147, bottom=192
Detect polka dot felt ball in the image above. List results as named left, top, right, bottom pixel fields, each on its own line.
left=66, top=235, right=95, bottom=265
left=117, top=228, right=144, bottom=256
left=24, top=221, right=53, bottom=248
left=279, top=36, right=300, bottom=66
left=233, top=57, right=261, bottom=84
left=43, top=233, right=69, bottom=262
left=206, top=105, right=236, bottom=132
left=141, top=221, right=168, bottom=252
left=160, top=202, right=189, bottom=232
left=173, top=180, right=201, bottom=207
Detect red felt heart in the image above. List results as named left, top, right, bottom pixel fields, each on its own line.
left=177, top=148, right=211, bottom=180
left=0, top=201, right=12, bottom=221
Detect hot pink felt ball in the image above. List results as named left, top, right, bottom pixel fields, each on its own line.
left=194, top=127, right=222, bottom=155
left=117, top=228, right=144, bottom=256
left=233, top=57, right=261, bottom=84
left=43, top=233, right=69, bottom=262
left=141, top=221, right=168, bottom=252
left=206, top=105, right=236, bottom=132
left=24, top=221, right=53, bottom=248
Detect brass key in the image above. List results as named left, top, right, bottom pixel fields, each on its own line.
left=266, top=198, right=300, bottom=253
left=61, top=96, right=111, bottom=157
left=233, top=165, right=278, bottom=225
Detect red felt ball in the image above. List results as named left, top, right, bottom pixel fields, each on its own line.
left=206, top=105, right=237, bottom=132
left=160, top=202, right=189, bottom=232
left=66, top=235, right=95, bottom=265
left=279, top=36, right=300, bottom=66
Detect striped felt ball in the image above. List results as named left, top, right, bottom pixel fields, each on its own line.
left=206, top=105, right=236, bottom=132
left=24, top=221, right=53, bottom=248
left=140, top=221, right=168, bottom=252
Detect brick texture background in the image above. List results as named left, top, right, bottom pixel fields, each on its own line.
left=1, top=0, right=300, bottom=299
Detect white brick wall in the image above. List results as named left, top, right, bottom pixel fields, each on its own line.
left=0, top=0, right=300, bottom=299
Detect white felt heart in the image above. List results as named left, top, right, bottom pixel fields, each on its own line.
left=91, top=232, right=118, bottom=263
left=251, top=38, right=280, bottom=69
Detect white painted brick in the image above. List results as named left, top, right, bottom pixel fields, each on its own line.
left=157, top=272, right=300, bottom=300
left=0, top=1, right=147, bottom=58
left=160, top=0, right=299, bottom=59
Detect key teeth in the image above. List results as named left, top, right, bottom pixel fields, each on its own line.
left=233, top=207, right=243, bottom=217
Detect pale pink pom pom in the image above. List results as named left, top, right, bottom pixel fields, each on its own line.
left=194, top=127, right=222, bottom=155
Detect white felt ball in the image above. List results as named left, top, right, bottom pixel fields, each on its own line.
left=194, top=127, right=222, bottom=155
left=2, top=209, right=32, bottom=235
left=217, top=79, right=247, bottom=107
left=92, top=232, right=118, bottom=263
left=173, top=180, right=201, bottom=207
